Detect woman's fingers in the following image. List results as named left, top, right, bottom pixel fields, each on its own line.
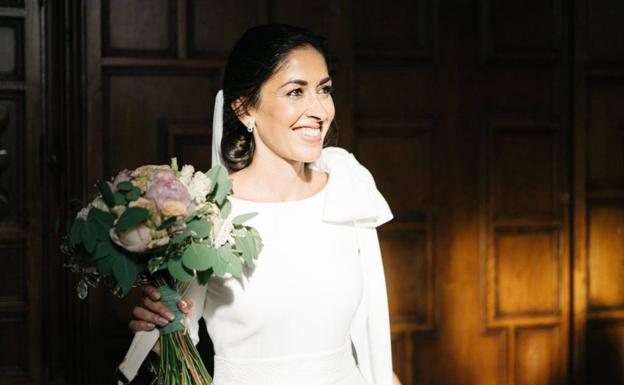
left=142, top=296, right=175, bottom=321
left=132, top=305, right=171, bottom=327
left=128, top=319, right=155, bottom=332
left=142, top=285, right=161, bottom=301
left=177, top=298, right=193, bottom=315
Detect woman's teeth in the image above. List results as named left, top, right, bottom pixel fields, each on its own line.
left=294, top=127, right=321, bottom=138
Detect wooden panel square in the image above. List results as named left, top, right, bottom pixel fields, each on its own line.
left=379, top=230, right=429, bottom=324
left=356, top=133, right=430, bottom=221
left=481, top=0, right=560, bottom=60
left=588, top=204, right=624, bottom=310
left=515, top=327, right=559, bottom=385
left=587, top=81, right=624, bottom=189
left=488, top=67, right=557, bottom=116
left=355, top=67, right=436, bottom=118
left=0, top=92, right=25, bottom=226
left=159, top=120, right=212, bottom=170
left=0, top=17, right=24, bottom=80
left=0, top=242, right=25, bottom=305
left=354, top=0, right=435, bottom=59
left=0, top=317, right=27, bottom=377
left=103, top=69, right=218, bottom=175
left=587, top=320, right=624, bottom=385
left=268, top=0, right=337, bottom=50
left=188, top=0, right=257, bottom=57
left=495, top=228, right=560, bottom=316
left=493, top=128, right=557, bottom=219
left=102, top=0, right=176, bottom=57
left=587, top=1, right=624, bottom=64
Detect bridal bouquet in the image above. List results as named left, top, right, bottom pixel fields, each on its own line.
left=62, top=159, right=263, bottom=384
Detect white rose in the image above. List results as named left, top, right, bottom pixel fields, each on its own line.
left=188, top=172, right=212, bottom=204
left=179, top=164, right=195, bottom=186
left=210, top=215, right=234, bottom=248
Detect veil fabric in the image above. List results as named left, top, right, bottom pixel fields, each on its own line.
left=211, top=89, right=225, bottom=167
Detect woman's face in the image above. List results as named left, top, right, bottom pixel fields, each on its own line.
left=246, top=45, right=335, bottom=164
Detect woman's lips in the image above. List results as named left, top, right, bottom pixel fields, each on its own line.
left=292, top=126, right=322, bottom=143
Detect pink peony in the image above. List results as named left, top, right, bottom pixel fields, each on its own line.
left=109, top=169, right=133, bottom=192
left=145, top=170, right=191, bottom=215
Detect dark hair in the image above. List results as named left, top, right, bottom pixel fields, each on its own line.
left=221, top=24, right=335, bottom=171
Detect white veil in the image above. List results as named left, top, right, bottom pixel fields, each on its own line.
left=211, top=89, right=225, bottom=167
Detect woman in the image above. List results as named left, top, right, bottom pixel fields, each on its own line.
left=130, top=24, right=401, bottom=385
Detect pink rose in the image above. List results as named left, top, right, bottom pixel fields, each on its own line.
left=109, top=225, right=152, bottom=253
left=109, top=169, right=133, bottom=192
left=145, top=170, right=191, bottom=215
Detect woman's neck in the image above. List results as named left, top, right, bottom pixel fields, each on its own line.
left=229, top=148, right=315, bottom=202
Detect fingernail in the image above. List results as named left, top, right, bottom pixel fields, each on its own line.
left=147, top=323, right=155, bottom=329
left=166, top=313, right=175, bottom=321
left=157, top=317, right=169, bottom=326
left=153, top=292, right=161, bottom=300
left=180, top=300, right=187, bottom=308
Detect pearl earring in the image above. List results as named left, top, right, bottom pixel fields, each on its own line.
left=247, top=119, right=254, bottom=133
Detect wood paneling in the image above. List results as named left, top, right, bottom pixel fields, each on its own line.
left=515, top=327, right=559, bottom=385
left=494, top=229, right=560, bottom=317
left=102, top=0, right=177, bottom=57
left=588, top=205, right=624, bottom=310
left=0, top=17, right=24, bottom=80
left=586, top=320, right=624, bottom=385
left=0, top=92, right=24, bottom=226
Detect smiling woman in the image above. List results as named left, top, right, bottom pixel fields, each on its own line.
left=129, top=24, right=401, bottom=385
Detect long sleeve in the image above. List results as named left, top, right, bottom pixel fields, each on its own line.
left=360, top=226, right=393, bottom=385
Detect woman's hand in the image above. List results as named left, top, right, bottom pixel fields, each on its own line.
left=392, top=371, right=403, bottom=385
left=128, top=285, right=194, bottom=354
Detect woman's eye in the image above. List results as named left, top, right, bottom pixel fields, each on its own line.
left=320, top=85, right=335, bottom=95
left=287, top=88, right=303, bottom=97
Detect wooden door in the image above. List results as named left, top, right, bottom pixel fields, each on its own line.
left=572, top=1, right=624, bottom=384
left=0, top=0, right=43, bottom=384
left=353, top=1, right=571, bottom=384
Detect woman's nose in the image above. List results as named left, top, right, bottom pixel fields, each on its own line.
left=305, top=93, right=330, bottom=121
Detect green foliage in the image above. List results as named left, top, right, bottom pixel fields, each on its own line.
left=232, top=212, right=258, bottom=225
left=96, top=180, right=115, bottom=207
left=182, top=243, right=216, bottom=271
left=186, top=220, right=211, bottom=239
left=115, top=207, right=149, bottom=232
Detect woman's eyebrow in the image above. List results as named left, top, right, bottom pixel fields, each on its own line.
left=279, top=76, right=332, bottom=89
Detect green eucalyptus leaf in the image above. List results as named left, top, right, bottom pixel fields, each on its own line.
left=221, top=200, right=232, bottom=218
left=117, top=181, right=134, bottom=192
left=171, top=230, right=189, bottom=244
left=228, top=253, right=243, bottom=278
left=69, top=219, right=85, bottom=248
left=115, top=207, right=149, bottom=232
left=113, top=256, right=141, bottom=295
left=182, top=243, right=216, bottom=271
left=93, top=239, right=113, bottom=261
left=96, top=254, right=115, bottom=276
left=235, top=236, right=256, bottom=268
left=88, top=208, right=114, bottom=227
left=96, top=180, right=115, bottom=207
left=232, top=212, right=258, bottom=225
left=168, top=255, right=194, bottom=281
left=187, top=220, right=211, bottom=239
left=214, top=244, right=234, bottom=277
left=206, top=165, right=232, bottom=205
left=113, top=192, right=127, bottom=206
left=81, top=220, right=99, bottom=253
left=125, top=187, right=140, bottom=201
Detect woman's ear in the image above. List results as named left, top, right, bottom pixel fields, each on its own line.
left=231, top=97, right=253, bottom=127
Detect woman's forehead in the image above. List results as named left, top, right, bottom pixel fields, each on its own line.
left=272, top=47, right=329, bottom=82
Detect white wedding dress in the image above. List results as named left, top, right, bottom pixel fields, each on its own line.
left=184, top=147, right=394, bottom=385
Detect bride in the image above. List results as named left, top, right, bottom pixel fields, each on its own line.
left=129, top=24, right=402, bottom=385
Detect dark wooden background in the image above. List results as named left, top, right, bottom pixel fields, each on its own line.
left=1, top=0, right=624, bottom=384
